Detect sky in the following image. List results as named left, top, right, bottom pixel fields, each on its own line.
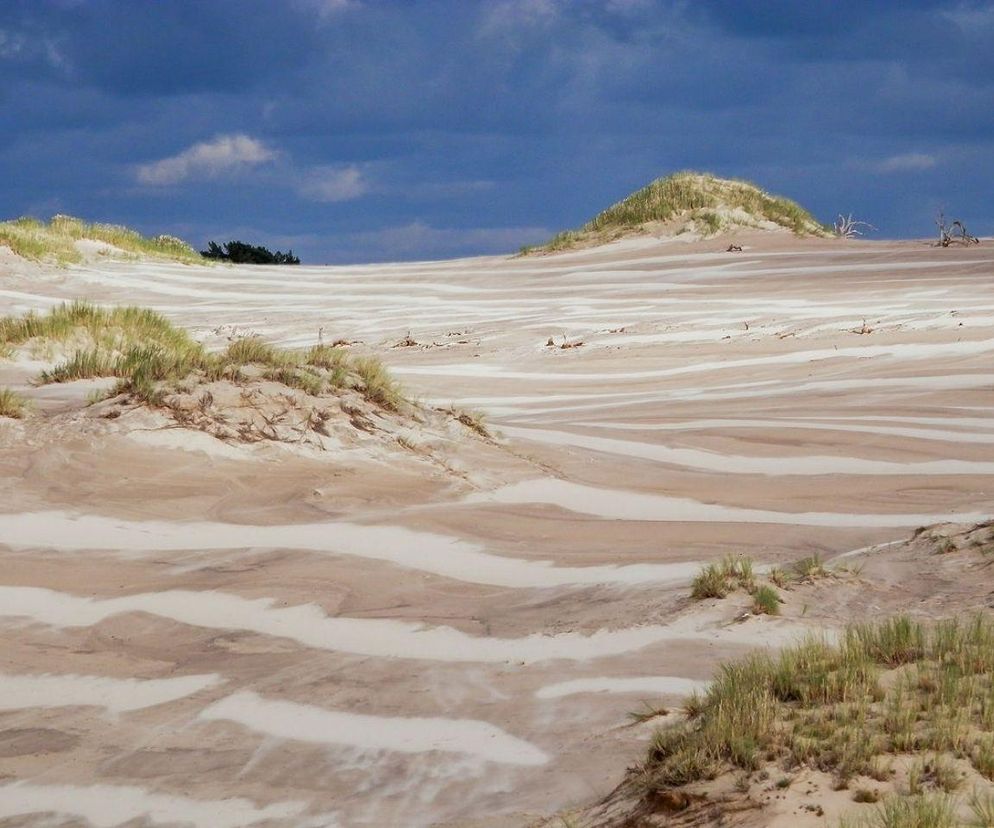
left=1, top=0, right=992, bottom=263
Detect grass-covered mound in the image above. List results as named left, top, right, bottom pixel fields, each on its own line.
left=525, top=172, right=829, bottom=253
left=0, top=302, right=494, bottom=449
left=0, top=302, right=403, bottom=410
left=0, top=214, right=200, bottom=265
left=631, top=613, right=994, bottom=825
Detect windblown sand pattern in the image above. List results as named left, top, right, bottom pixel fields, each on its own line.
left=1, top=234, right=992, bottom=826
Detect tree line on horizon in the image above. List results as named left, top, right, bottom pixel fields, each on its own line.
left=200, top=240, right=300, bottom=265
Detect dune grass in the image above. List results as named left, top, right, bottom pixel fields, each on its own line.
left=0, top=214, right=200, bottom=265
left=0, top=388, right=28, bottom=418
left=639, top=614, right=994, bottom=800
left=1, top=301, right=199, bottom=356
left=525, top=172, right=829, bottom=253
left=751, top=585, right=781, bottom=616
left=353, top=356, right=405, bottom=411
left=2, top=302, right=407, bottom=410
left=584, top=172, right=824, bottom=235
left=838, top=793, right=959, bottom=827
left=691, top=555, right=756, bottom=599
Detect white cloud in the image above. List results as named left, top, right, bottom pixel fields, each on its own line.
left=294, top=0, right=361, bottom=18
left=875, top=152, right=937, bottom=173
left=0, top=30, right=25, bottom=59
left=298, top=165, right=369, bottom=202
left=0, top=29, right=67, bottom=70
left=943, top=4, right=994, bottom=31
left=480, top=0, right=560, bottom=35
left=136, top=134, right=277, bottom=186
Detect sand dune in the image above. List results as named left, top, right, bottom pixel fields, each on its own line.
left=1, top=234, right=993, bottom=826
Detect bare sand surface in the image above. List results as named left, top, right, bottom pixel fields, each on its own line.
left=1, top=232, right=993, bottom=826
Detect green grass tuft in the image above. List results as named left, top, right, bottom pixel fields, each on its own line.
left=222, top=336, right=294, bottom=368
left=0, top=387, right=29, bottom=418
left=752, top=585, right=781, bottom=616
left=304, top=344, right=351, bottom=387
left=838, top=793, right=958, bottom=827
left=354, top=356, right=404, bottom=410
left=691, top=555, right=756, bottom=599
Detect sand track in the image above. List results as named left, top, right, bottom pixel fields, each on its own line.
left=1, top=234, right=993, bottom=826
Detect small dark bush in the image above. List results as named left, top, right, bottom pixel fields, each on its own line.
left=201, top=240, right=300, bottom=265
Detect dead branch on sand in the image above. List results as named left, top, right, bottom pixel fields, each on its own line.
left=834, top=214, right=875, bottom=239
left=935, top=211, right=979, bottom=247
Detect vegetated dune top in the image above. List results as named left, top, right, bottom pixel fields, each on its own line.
left=0, top=214, right=201, bottom=266
left=527, top=171, right=830, bottom=254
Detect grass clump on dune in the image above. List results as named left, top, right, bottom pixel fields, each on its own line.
left=0, top=214, right=200, bottom=265
left=751, top=585, right=781, bottom=616
left=0, top=388, right=29, bottom=418
left=691, top=555, right=756, bottom=599
left=2, top=301, right=198, bottom=357
left=838, top=793, right=958, bottom=827
left=525, top=172, right=829, bottom=253
left=638, top=614, right=994, bottom=804
left=2, top=302, right=409, bottom=411
left=353, top=356, right=405, bottom=411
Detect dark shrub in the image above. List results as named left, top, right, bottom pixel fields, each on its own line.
left=201, top=240, right=300, bottom=265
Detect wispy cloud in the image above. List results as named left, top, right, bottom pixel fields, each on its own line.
left=136, top=134, right=277, bottom=185
left=480, top=0, right=560, bottom=36
left=0, top=29, right=25, bottom=59
left=294, top=0, right=362, bottom=18
left=297, top=164, right=368, bottom=202
left=0, top=27, right=68, bottom=71
left=874, top=152, right=937, bottom=173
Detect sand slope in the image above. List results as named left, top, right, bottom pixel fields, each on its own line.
left=1, top=232, right=993, bottom=826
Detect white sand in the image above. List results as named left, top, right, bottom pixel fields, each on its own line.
left=535, top=676, right=708, bottom=699
left=499, top=425, right=994, bottom=475
left=472, top=478, right=991, bottom=527
left=0, top=783, right=307, bottom=828
left=0, top=672, right=221, bottom=714
left=200, top=691, right=549, bottom=766
left=0, top=585, right=807, bottom=663
left=0, top=511, right=700, bottom=587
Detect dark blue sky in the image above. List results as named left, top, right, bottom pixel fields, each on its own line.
left=2, top=0, right=992, bottom=262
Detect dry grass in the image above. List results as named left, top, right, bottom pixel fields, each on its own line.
left=0, top=214, right=200, bottom=265
left=637, top=614, right=994, bottom=802
left=444, top=406, right=490, bottom=438
left=0, top=388, right=28, bottom=418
